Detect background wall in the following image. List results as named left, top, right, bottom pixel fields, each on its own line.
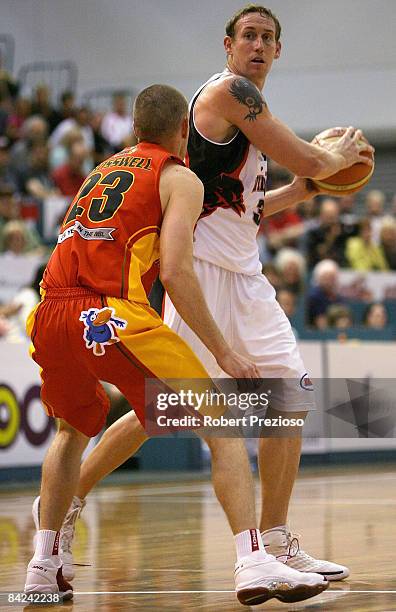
left=2, top=0, right=396, bottom=140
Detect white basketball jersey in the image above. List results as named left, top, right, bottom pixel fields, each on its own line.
left=188, top=70, right=267, bottom=275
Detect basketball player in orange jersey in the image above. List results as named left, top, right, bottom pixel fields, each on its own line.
left=25, top=84, right=334, bottom=606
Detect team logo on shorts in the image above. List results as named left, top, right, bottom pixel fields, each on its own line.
left=300, top=373, right=314, bottom=391
left=79, top=307, right=127, bottom=356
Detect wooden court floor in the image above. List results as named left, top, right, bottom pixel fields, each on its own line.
left=0, top=465, right=395, bottom=611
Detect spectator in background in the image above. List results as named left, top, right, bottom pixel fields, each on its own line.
left=30, top=84, right=57, bottom=126
left=276, top=288, right=298, bottom=338
left=49, top=90, right=76, bottom=132
left=0, top=50, right=18, bottom=100
left=90, top=111, right=112, bottom=164
left=10, top=115, right=49, bottom=172
left=101, top=91, right=133, bottom=150
left=307, top=259, right=344, bottom=328
left=379, top=216, right=396, bottom=270
left=0, top=182, right=20, bottom=248
left=261, top=166, right=304, bottom=254
left=276, top=288, right=297, bottom=319
left=274, top=247, right=306, bottom=296
left=6, top=97, right=32, bottom=143
left=49, top=106, right=94, bottom=154
left=363, top=302, right=389, bottom=329
left=15, top=141, right=58, bottom=201
left=338, top=194, right=359, bottom=226
left=365, top=189, right=386, bottom=244
left=327, top=304, right=353, bottom=330
left=305, top=197, right=356, bottom=269
left=52, top=140, right=88, bottom=197
left=1, top=219, right=43, bottom=256
left=345, top=217, right=388, bottom=271
left=0, top=137, right=17, bottom=190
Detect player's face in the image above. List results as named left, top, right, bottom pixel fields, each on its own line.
left=224, top=13, right=281, bottom=87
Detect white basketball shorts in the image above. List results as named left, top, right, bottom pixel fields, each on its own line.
left=163, top=258, right=315, bottom=412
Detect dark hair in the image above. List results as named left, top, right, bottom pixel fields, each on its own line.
left=225, top=4, right=281, bottom=41
left=133, top=84, right=188, bottom=143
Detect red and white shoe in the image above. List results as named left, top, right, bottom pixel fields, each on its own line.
left=262, top=526, right=350, bottom=581
left=24, top=555, right=73, bottom=600
left=235, top=551, right=329, bottom=606
left=32, top=495, right=86, bottom=581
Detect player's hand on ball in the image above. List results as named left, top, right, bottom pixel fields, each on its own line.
left=314, top=126, right=374, bottom=170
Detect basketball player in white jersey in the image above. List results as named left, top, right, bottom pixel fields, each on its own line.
left=32, top=3, right=372, bottom=597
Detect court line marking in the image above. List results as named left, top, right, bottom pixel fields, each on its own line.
left=74, top=590, right=396, bottom=594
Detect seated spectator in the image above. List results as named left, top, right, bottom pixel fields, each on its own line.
left=49, top=90, right=77, bottom=132
left=262, top=166, right=304, bottom=253
left=365, top=189, right=386, bottom=244
left=276, top=288, right=299, bottom=338
left=101, top=91, right=134, bottom=150
left=52, top=141, right=89, bottom=198
left=307, top=259, right=344, bottom=328
left=305, top=198, right=357, bottom=269
left=90, top=111, right=112, bottom=164
left=345, top=217, right=388, bottom=271
left=15, top=142, right=58, bottom=201
left=0, top=182, right=21, bottom=249
left=379, top=216, right=396, bottom=270
left=339, top=194, right=359, bottom=226
left=362, top=302, right=389, bottom=329
left=6, top=97, right=32, bottom=144
left=30, top=84, right=57, bottom=126
left=274, top=248, right=306, bottom=296
left=49, top=106, right=94, bottom=155
left=0, top=50, right=18, bottom=100
left=0, top=137, right=17, bottom=190
left=10, top=115, right=49, bottom=174
left=1, top=219, right=43, bottom=256
left=276, top=288, right=297, bottom=318
left=327, top=304, right=353, bottom=330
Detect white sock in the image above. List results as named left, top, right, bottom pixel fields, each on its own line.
left=234, top=528, right=267, bottom=560
left=35, top=529, right=60, bottom=558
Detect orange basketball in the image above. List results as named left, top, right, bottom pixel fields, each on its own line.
left=312, top=135, right=375, bottom=195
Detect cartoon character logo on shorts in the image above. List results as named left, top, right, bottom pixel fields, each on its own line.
left=79, top=307, right=127, bottom=356
left=300, top=373, right=314, bottom=391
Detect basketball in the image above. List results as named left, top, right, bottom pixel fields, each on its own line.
left=312, top=135, right=375, bottom=195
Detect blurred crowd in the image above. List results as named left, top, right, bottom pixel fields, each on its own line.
left=258, top=163, right=396, bottom=335
left=0, top=64, right=395, bottom=342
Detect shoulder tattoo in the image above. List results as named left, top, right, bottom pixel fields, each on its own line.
left=229, top=77, right=266, bottom=122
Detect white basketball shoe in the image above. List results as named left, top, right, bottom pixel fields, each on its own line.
left=32, top=495, right=86, bottom=581
left=262, top=527, right=349, bottom=581
left=24, top=556, right=73, bottom=600
left=235, top=551, right=329, bottom=606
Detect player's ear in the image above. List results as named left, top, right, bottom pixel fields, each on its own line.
left=274, top=40, right=281, bottom=59
left=224, top=36, right=233, bottom=56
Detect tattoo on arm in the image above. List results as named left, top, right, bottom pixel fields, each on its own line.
left=229, top=78, right=266, bottom=122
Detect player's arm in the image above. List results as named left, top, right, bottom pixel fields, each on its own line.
left=159, top=163, right=260, bottom=380
left=210, top=76, right=373, bottom=179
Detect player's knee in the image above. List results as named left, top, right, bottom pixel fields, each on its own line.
left=57, top=419, right=90, bottom=444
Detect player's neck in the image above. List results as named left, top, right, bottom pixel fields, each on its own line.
left=224, top=64, right=265, bottom=91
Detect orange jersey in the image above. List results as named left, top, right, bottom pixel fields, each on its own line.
left=43, top=142, right=183, bottom=302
